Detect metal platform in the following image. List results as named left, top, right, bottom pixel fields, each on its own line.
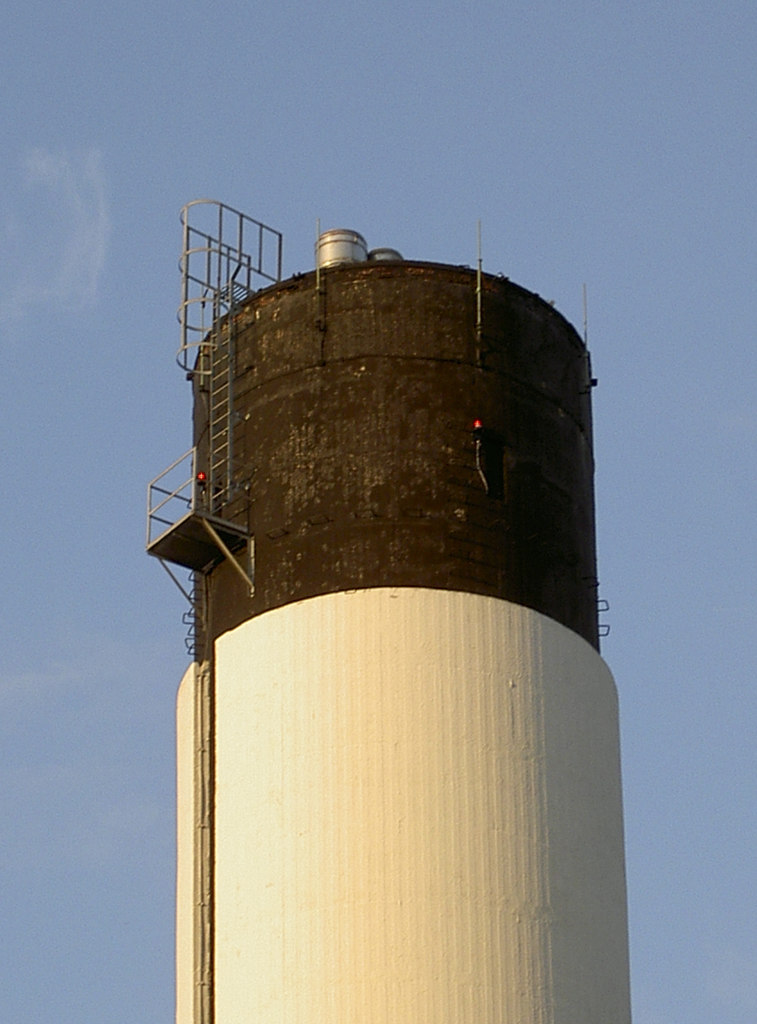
left=147, top=509, right=249, bottom=572
left=146, top=447, right=251, bottom=581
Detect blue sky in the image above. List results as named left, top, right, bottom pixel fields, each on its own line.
left=1, top=2, right=755, bottom=1021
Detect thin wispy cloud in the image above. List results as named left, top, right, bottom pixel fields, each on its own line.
left=0, top=147, right=110, bottom=324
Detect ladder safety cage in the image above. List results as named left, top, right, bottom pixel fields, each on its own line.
left=177, top=199, right=283, bottom=375
left=177, top=199, right=283, bottom=511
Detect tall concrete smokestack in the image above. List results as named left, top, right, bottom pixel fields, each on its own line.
left=147, top=201, right=632, bottom=1024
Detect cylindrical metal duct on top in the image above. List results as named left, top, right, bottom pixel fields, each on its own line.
left=177, top=257, right=631, bottom=1024
left=315, top=227, right=368, bottom=268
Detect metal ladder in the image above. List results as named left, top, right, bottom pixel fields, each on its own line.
left=207, top=305, right=235, bottom=510
left=146, top=200, right=283, bottom=655
left=182, top=572, right=204, bottom=656
left=177, top=200, right=283, bottom=512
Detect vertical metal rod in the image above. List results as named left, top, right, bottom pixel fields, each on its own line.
left=476, top=220, right=483, bottom=360
left=315, top=218, right=321, bottom=295
left=315, top=218, right=326, bottom=353
left=226, top=309, right=234, bottom=499
left=194, top=657, right=214, bottom=1024
left=217, top=204, right=223, bottom=286
left=181, top=211, right=190, bottom=354
left=583, top=283, right=588, bottom=346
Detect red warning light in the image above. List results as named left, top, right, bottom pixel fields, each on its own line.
left=472, top=419, right=483, bottom=430
left=196, top=471, right=207, bottom=484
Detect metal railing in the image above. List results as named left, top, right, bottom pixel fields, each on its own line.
left=177, top=199, right=283, bottom=374
left=146, top=447, right=200, bottom=547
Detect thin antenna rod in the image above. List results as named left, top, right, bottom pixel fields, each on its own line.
left=315, top=218, right=327, bottom=353
left=582, top=283, right=588, bottom=345
left=316, top=218, right=321, bottom=294
left=476, top=220, right=483, bottom=347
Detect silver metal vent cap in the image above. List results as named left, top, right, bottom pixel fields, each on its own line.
left=316, top=229, right=368, bottom=269
left=368, top=247, right=403, bottom=262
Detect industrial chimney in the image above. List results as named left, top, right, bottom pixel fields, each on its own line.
left=147, top=200, right=632, bottom=1024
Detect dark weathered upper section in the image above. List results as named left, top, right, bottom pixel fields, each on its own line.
left=195, top=261, right=600, bottom=648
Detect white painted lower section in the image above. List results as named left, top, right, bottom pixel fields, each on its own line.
left=210, top=588, right=632, bottom=1023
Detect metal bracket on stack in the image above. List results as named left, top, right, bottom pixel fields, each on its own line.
left=146, top=447, right=254, bottom=595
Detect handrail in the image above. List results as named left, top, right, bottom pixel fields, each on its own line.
left=176, top=199, right=283, bottom=374
left=146, top=447, right=198, bottom=546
